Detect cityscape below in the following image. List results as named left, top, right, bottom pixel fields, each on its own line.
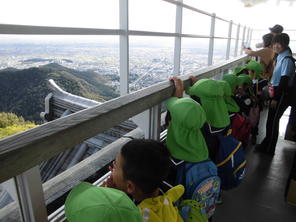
left=0, top=39, right=229, bottom=92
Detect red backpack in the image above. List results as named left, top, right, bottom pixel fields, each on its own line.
left=231, top=114, right=251, bottom=144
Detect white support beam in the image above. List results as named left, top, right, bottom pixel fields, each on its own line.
left=0, top=24, right=121, bottom=35
left=119, top=0, right=129, bottom=96
left=240, top=26, right=246, bottom=55
left=234, top=24, right=241, bottom=57
left=245, top=27, right=250, bottom=47
left=208, top=13, right=216, bottom=66
left=15, top=167, right=47, bottom=222
left=226, top=21, right=233, bottom=60
left=173, top=0, right=183, bottom=76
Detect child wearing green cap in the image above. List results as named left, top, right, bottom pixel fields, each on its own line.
left=235, top=74, right=255, bottom=116
left=103, top=139, right=185, bottom=222
left=184, top=77, right=230, bottom=162
left=65, top=183, right=142, bottom=222
left=165, top=77, right=209, bottom=162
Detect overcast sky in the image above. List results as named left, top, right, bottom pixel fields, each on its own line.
left=0, top=0, right=295, bottom=44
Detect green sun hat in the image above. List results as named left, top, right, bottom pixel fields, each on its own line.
left=238, top=74, right=252, bottom=86
left=166, top=97, right=209, bottom=162
left=186, top=78, right=230, bottom=128
left=217, top=80, right=240, bottom=113
left=245, top=60, right=264, bottom=78
left=222, top=74, right=239, bottom=93
left=65, top=182, right=142, bottom=222
left=232, top=66, right=247, bottom=76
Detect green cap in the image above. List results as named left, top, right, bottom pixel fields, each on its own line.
left=186, top=79, right=230, bottom=128
left=232, top=66, right=246, bottom=76
left=238, top=74, right=252, bottom=86
left=245, top=60, right=264, bottom=78
left=217, top=80, right=240, bottom=113
left=65, top=182, right=142, bottom=222
left=166, top=97, right=209, bottom=162
left=222, top=74, right=239, bottom=93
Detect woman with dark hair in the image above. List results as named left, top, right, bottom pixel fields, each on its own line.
left=256, top=33, right=295, bottom=155
left=243, top=33, right=275, bottom=80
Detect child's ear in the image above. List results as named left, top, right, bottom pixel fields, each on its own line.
left=126, top=180, right=136, bottom=195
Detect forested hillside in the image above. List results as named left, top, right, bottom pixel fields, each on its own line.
left=0, top=63, right=118, bottom=123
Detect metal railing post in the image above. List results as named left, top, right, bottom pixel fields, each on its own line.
left=240, top=26, right=246, bottom=55
left=245, top=27, right=250, bottom=47
left=132, top=105, right=161, bottom=140
left=173, top=0, right=183, bottom=76
left=119, top=0, right=129, bottom=96
left=234, top=23, right=240, bottom=57
left=208, top=13, right=216, bottom=66
left=15, top=167, right=47, bottom=222
left=226, top=20, right=233, bottom=60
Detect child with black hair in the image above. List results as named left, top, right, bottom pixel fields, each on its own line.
left=104, top=139, right=185, bottom=222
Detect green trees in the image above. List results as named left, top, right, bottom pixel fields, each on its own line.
left=0, top=63, right=119, bottom=123
left=0, top=112, right=36, bottom=139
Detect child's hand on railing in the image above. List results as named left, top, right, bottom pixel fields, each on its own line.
left=189, top=76, right=198, bottom=85
left=170, top=77, right=184, bottom=98
left=101, top=165, right=116, bottom=188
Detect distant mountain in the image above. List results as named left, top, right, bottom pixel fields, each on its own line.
left=0, top=63, right=119, bottom=123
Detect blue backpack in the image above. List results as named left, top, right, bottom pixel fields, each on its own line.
left=215, top=132, right=246, bottom=190
left=176, top=160, right=221, bottom=219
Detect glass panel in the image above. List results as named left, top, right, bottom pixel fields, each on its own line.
left=215, top=19, right=229, bottom=38
left=129, top=0, right=176, bottom=33
left=129, top=36, right=174, bottom=91
left=1, top=0, right=119, bottom=28
left=213, top=39, right=227, bottom=64
left=0, top=179, right=22, bottom=222
left=182, top=8, right=211, bottom=36
left=230, top=38, right=236, bottom=59
left=232, top=24, right=238, bottom=40
left=251, top=30, right=267, bottom=49
left=181, top=38, right=209, bottom=75
left=0, top=35, right=119, bottom=124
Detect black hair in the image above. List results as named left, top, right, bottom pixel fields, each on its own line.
left=236, top=68, right=249, bottom=76
left=272, top=33, right=290, bottom=49
left=120, top=139, right=170, bottom=194
left=263, top=33, right=273, bottom=48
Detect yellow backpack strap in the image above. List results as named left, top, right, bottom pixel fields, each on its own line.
left=165, top=185, right=185, bottom=203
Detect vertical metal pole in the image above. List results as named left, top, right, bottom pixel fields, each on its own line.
left=119, top=0, right=129, bottom=96
left=15, top=167, right=47, bottom=222
left=208, top=13, right=216, bottom=66
left=173, top=0, right=183, bottom=76
left=240, top=26, right=246, bottom=55
left=149, top=105, right=161, bottom=140
left=226, top=21, right=233, bottom=60
left=245, top=27, right=250, bottom=47
left=132, top=105, right=161, bottom=140
left=234, top=23, right=240, bottom=57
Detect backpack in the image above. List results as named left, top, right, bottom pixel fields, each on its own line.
left=178, top=200, right=208, bottom=222
left=231, top=113, right=251, bottom=144
left=215, top=132, right=246, bottom=190
left=138, top=185, right=184, bottom=222
left=248, top=106, right=260, bottom=128
left=283, top=56, right=296, bottom=104
left=176, top=160, right=221, bottom=219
